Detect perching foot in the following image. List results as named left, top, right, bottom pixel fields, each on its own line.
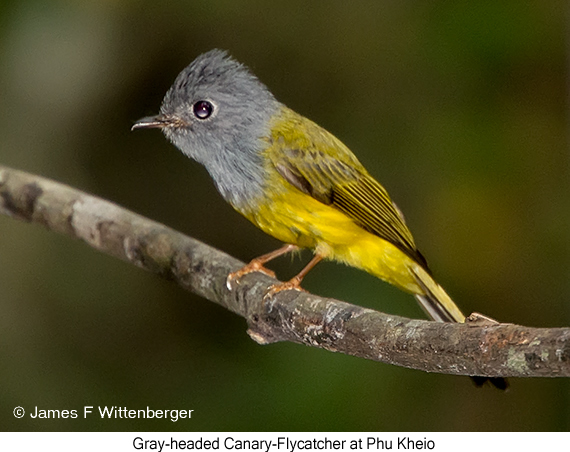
left=263, top=276, right=306, bottom=301
left=226, top=261, right=276, bottom=290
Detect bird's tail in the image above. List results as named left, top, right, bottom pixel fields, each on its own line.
left=411, top=265, right=508, bottom=390
left=411, top=265, right=466, bottom=323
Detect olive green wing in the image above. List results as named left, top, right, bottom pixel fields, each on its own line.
left=271, top=143, right=429, bottom=269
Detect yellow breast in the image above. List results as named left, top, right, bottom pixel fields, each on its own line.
left=241, top=177, right=422, bottom=294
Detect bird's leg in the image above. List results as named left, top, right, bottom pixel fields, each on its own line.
left=227, top=244, right=299, bottom=289
left=265, top=253, right=324, bottom=299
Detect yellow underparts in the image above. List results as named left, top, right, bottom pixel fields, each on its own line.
left=241, top=183, right=424, bottom=295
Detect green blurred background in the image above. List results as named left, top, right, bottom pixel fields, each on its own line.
left=0, top=0, right=568, bottom=432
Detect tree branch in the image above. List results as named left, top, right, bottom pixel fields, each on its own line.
left=1, top=165, right=568, bottom=379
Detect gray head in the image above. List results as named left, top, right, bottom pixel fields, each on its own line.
left=132, top=49, right=280, bottom=208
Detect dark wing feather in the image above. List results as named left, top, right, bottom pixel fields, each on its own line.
left=272, top=144, right=429, bottom=269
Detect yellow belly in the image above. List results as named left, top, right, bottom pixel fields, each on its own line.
left=241, top=185, right=422, bottom=294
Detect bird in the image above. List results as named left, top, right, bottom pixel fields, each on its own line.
left=132, top=49, right=507, bottom=390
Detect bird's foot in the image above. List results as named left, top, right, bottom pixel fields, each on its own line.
left=263, top=276, right=306, bottom=301
left=226, top=260, right=276, bottom=290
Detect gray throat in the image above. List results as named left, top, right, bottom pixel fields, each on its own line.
left=205, top=139, right=267, bottom=213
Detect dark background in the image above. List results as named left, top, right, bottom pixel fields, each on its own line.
left=0, top=0, right=568, bottom=431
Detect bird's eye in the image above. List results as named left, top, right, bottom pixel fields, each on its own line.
left=193, top=100, right=213, bottom=119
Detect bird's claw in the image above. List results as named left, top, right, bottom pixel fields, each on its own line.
left=263, top=279, right=306, bottom=301
left=226, top=262, right=276, bottom=290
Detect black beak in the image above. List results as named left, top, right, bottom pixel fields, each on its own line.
left=131, top=115, right=171, bottom=131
